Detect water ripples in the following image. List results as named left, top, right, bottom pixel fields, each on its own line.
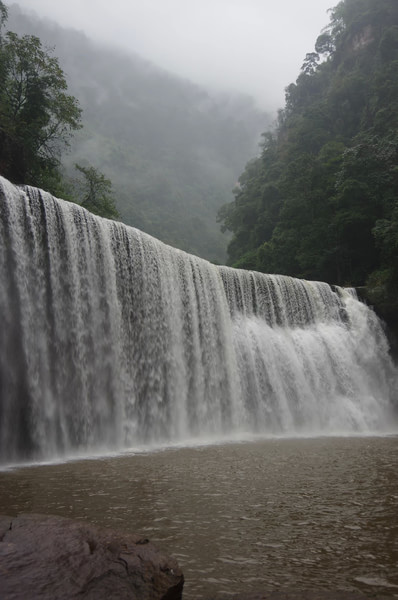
left=0, top=436, right=397, bottom=598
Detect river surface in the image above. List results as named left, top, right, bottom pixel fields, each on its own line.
left=0, top=436, right=397, bottom=598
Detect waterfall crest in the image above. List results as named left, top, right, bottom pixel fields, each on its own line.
left=0, top=177, right=396, bottom=464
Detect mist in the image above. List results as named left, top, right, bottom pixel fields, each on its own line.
left=13, top=0, right=333, bottom=111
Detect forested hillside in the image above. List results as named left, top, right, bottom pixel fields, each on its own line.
left=8, top=4, right=268, bottom=262
left=218, top=0, right=398, bottom=307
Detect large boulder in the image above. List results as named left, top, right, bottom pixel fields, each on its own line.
left=0, top=513, right=184, bottom=600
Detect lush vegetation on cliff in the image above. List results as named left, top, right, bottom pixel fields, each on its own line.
left=218, top=0, right=398, bottom=308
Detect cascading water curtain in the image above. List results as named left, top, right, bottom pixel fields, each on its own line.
left=0, top=176, right=397, bottom=465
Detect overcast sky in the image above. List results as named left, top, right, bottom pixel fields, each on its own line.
left=14, top=0, right=334, bottom=111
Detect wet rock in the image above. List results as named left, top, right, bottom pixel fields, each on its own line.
left=0, top=513, right=183, bottom=600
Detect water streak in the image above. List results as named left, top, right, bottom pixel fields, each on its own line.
left=0, top=177, right=396, bottom=464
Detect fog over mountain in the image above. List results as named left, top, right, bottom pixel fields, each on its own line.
left=12, top=0, right=332, bottom=111
left=7, top=3, right=271, bottom=261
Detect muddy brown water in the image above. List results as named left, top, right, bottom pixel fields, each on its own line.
left=0, top=436, right=397, bottom=599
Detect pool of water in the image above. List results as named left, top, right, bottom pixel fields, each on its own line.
left=0, top=436, right=397, bottom=598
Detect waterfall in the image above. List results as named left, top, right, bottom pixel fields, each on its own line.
left=0, top=176, right=396, bottom=464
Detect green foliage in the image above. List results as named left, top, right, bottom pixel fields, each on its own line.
left=218, top=0, right=398, bottom=300
left=74, top=163, right=119, bottom=219
left=0, top=2, right=81, bottom=192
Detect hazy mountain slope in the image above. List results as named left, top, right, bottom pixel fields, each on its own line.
left=8, top=3, right=270, bottom=262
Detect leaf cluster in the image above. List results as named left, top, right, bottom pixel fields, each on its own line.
left=74, top=162, right=119, bottom=220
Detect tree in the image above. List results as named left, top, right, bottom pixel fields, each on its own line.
left=301, top=52, right=320, bottom=75
left=0, top=1, right=81, bottom=191
left=0, top=1, right=6, bottom=30
left=74, top=163, right=119, bottom=219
